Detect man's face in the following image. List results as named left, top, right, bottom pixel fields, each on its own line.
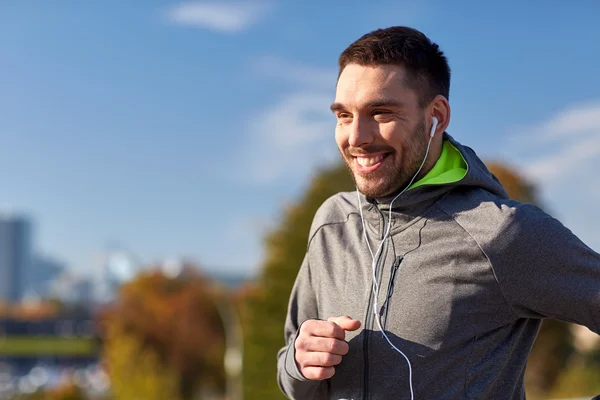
left=332, top=64, right=429, bottom=198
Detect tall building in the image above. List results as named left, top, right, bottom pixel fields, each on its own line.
left=0, top=213, right=32, bottom=303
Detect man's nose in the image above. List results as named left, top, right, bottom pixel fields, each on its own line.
left=348, top=117, right=375, bottom=148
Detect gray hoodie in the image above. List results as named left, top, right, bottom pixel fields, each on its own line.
left=276, top=134, right=600, bottom=399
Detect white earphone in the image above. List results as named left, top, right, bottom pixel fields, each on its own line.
left=430, top=116, right=438, bottom=137
left=356, top=115, right=439, bottom=400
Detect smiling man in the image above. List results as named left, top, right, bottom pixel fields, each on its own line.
left=276, top=26, right=600, bottom=399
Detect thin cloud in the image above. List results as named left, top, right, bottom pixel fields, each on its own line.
left=165, top=1, right=273, bottom=33
left=513, top=101, right=600, bottom=146
left=507, top=100, right=600, bottom=252
left=535, top=101, right=600, bottom=141
left=230, top=58, right=339, bottom=185
left=251, top=55, right=337, bottom=89
left=243, top=91, right=337, bottom=184
left=508, top=100, right=600, bottom=181
left=524, top=135, right=600, bottom=181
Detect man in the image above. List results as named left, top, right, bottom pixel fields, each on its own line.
left=276, top=26, right=600, bottom=399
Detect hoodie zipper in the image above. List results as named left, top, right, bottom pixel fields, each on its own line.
left=362, top=277, right=374, bottom=399
left=363, top=210, right=387, bottom=400
left=382, top=255, right=403, bottom=330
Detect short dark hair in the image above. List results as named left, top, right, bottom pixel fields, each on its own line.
left=338, top=26, right=451, bottom=107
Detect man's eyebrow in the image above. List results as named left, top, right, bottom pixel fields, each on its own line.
left=329, top=99, right=405, bottom=113
left=365, top=99, right=405, bottom=109
left=330, top=102, right=345, bottom=112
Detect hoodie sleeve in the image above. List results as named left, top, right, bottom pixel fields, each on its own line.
left=490, top=204, right=600, bottom=333
left=277, top=256, right=329, bottom=399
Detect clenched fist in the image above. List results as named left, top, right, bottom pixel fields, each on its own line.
left=294, top=316, right=361, bottom=380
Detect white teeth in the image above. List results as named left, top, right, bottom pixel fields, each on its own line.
left=356, top=155, right=384, bottom=167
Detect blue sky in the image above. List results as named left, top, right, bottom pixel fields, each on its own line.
left=1, top=1, right=599, bottom=277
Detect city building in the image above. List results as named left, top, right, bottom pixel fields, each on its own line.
left=0, top=213, right=33, bottom=303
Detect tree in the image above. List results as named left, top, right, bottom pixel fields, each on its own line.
left=486, top=161, right=575, bottom=399
left=485, top=161, right=540, bottom=205
left=100, top=264, right=226, bottom=399
left=19, top=382, right=89, bottom=400
left=547, top=351, right=600, bottom=399
left=242, top=164, right=355, bottom=399
left=104, top=320, right=180, bottom=400
left=41, top=382, right=88, bottom=400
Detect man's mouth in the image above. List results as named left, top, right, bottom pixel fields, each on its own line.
left=356, top=154, right=385, bottom=167
left=353, top=153, right=389, bottom=173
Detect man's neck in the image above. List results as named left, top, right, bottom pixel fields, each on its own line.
left=416, top=136, right=444, bottom=182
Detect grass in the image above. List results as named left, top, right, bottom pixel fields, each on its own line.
left=0, top=336, right=99, bottom=356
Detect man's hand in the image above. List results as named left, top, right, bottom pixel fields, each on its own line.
left=294, top=316, right=361, bottom=380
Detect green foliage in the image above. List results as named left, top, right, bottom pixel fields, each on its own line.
left=524, top=319, right=574, bottom=398
left=548, top=354, right=600, bottom=398
left=243, top=163, right=354, bottom=399
left=105, top=321, right=181, bottom=400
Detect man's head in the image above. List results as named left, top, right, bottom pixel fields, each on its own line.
left=332, top=26, right=452, bottom=198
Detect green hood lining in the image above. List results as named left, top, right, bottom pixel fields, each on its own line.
left=408, top=139, right=468, bottom=190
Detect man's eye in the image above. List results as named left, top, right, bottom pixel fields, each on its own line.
left=373, top=110, right=390, bottom=116
left=338, top=113, right=352, bottom=120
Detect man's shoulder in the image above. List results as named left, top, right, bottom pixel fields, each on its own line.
left=308, top=191, right=358, bottom=239
left=438, top=187, right=552, bottom=246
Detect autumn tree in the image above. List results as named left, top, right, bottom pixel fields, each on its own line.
left=242, top=163, right=355, bottom=399
left=104, top=320, right=180, bottom=400
left=100, top=264, right=226, bottom=399
left=41, top=382, right=88, bottom=400
left=19, top=382, right=89, bottom=400
left=548, top=356, right=600, bottom=399
left=486, top=161, right=541, bottom=205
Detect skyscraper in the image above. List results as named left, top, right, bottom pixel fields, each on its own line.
left=0, top=213, right=32, bottom=303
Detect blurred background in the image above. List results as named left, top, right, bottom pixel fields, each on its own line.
left=1, top=1, right=599, bottom=399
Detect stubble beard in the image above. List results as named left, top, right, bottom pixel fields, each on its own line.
left=343, top=118, right=429, bottom=199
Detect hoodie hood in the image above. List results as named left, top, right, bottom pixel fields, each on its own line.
left=359, top=133, right=509, bottom=231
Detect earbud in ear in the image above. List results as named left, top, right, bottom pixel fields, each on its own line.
left=430, top=116, right=439, bottom=138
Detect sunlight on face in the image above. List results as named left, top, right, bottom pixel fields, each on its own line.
left=332, top=64, right=429, bottom=198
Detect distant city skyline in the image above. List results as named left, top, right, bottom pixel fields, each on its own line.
left=1, top=2, right=599, bottom=276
